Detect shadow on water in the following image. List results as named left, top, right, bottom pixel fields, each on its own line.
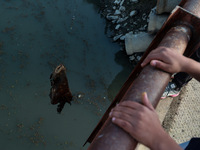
left=107, top=51, right=133, bottom=101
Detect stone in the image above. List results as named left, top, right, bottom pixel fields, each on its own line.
left=130, top=0, right=139, bottom=3
left=114, top=0, right=121, bottom=5
left=148, top=7, right=168, bottom=34
left=130, top=10, right=137, bottom=17
left=115, top=24, right=121, bottom=30
left=106, top=15, right=119, bottom=20
left=119, top=6, right=126, bottom=11
left=113, top=34, right=123, bottom=41
left=120, top=35, right=125, bottom=40
left=156, top=0, right=181, bottom=14
left=117, top=16, right=128, bottom=23
left=120, top=0, right=125, bottom=6
left=114, top=9, right=121, bottom=15
left=125, top=32, right=154, bottom=55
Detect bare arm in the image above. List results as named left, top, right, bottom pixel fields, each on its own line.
left=109, top=93, right=182, bottom=150
left=141, top=47, right=200, bottom=82
left=182, top=57, right=200, bottom=82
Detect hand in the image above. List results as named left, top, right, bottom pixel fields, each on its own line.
left=141, top=47, right=188, bottom=74
left=109, top=93, right=182, bottom=150
left=109, top=93, right=162, bottom=148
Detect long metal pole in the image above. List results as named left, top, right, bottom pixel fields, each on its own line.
left=88, top=0, right=200, bottom=149
left=88, top=25, right=191, bottom=150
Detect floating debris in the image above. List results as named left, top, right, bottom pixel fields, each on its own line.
left=49, top=64, right=73, bottom=113
left=0, top=104, right=8, bottom=110
left=77, top=93, right=85, bottom=99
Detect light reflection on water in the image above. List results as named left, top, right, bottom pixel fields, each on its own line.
left=0, top=0, right=133, bottom=149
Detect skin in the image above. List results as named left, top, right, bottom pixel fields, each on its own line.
left=110, top=93, right=182, bottom=150
left=109, top=46, right=200, bottom=149
left=141, top=47, right=200, bottom=82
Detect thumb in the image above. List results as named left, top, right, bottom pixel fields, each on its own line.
left=141, top=92, right=154, bottom=111
left=150, top=60, right=169, bottom=71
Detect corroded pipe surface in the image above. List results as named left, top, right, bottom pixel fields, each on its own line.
left=87, top=0, right=200, bottom=149
left=183, top=0, right=200, bottom=17
left=88, top=25, right=191, bottom=150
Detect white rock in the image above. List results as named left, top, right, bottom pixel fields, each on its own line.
left=130, top=0, right=139, bottom=3
left=129, top=55, right=135, bottom=61
left=113, top=6, right=116, bottom=10
left=106, top=15, right=119, bottom=20
left=117, top=16, right=128, bottom=23
left=119, top=6, right=126, bottom=11
left=114, top=10, right=121, bottom=15
left=114, top=0, right=121, bottom=5
left=113, top=34, right=123, bottom=41
left=123, top=23, right=128, bottom=26
left=115, top=24, right=121, bottom=30
left=120, top=35, right=125, bottom=40
left=130, top=10, right=137, bottom=17
left=78, top=94, right=84, bottom=98
left=148, top=7, right=168, bottom=34
left=120, top=0, right=125, bottom=6
left=156, top=0, right=181, bottom=14
left=125, top=32, right=154, bottom=55
left=112, top=20, right=117, bottom=24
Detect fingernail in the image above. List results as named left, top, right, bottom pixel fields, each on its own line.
left=112, top=117, right=116, bottom=122
left=151, top=60, right=156, bottom=66
left=142, top=92, right=147, bottom=99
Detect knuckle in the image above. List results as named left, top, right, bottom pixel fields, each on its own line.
left=121, top=120, right=129, bottom=128
left=114, top=111, right=126, bottom=119
left=137, top=112, right=143, bottom=119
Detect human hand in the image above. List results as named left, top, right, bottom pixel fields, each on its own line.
left=109, top=93, right=182, bottom=150
left=141, top=47, right=188, bottom=74
left=109, top=93, right=163, bottom=148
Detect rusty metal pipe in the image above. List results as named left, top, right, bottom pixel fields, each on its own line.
left=87, top=0, right=200, bottom=149
left=88, top=25, right=191, bottom=150
left=183, top=0, right=200, bottom=17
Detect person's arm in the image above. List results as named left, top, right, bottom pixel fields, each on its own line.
left=109, top=93, right=182, bottom=150
left=182, top=57, right=200, bottom=82
left=141, top=47, right=200, bottom=82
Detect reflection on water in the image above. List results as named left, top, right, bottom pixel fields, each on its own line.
left=0, top=0, right=132, bottom=150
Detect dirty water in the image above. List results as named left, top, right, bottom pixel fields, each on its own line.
left=0, top=0, right=133, bottom=150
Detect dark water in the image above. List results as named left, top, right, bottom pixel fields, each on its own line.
left=0, top=0, right=133, bottom=149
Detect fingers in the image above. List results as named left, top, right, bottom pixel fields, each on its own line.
left=150, top=60, right=172, bottom=72
left=141, top=47, right=170, bottom=67
left=116, top=100, right=144, bottom=111
left=110, top=93, right=155, bottom=123
left=111, top=117, right=134, bottom=136
left=141, top=92, right=154, bottom=111
left=141, top=54, right=157, bottom=67
left=150, top=60, right=168, bottom=69
left=110, top=104, right=140, bottom=116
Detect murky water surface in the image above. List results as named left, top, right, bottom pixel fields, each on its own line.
left=0, top=0, right=132, bottom=149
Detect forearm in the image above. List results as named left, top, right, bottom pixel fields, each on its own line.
left=182, top=57, right=200, bottom=82
left=151, top=130, right=182, bottom=150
